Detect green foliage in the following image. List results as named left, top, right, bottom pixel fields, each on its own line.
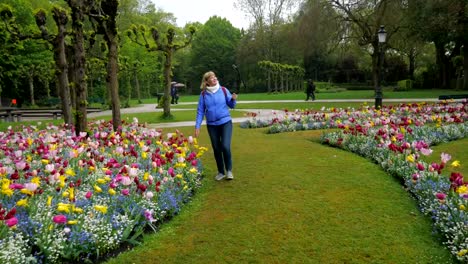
left=395, top=79, right=413, bottom=91
left=188, top=16, right=241, bottom=89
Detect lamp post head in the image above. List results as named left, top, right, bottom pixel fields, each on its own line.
left=378, top=25, right=387, bottom=43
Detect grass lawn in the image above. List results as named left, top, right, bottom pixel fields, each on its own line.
left=104, top=125, right=459, bottom=263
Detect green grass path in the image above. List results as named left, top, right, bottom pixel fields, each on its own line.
left=106, top=128, right=454, bottom=263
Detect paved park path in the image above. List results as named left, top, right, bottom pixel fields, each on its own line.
left=87, top=98, right=440, bottom=128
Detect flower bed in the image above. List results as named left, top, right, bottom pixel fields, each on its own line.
left=320, top=115, right=468, bottom=260
left=240, top=101, right=467, bottom=134
left=0, top=119, right=207, bottom=263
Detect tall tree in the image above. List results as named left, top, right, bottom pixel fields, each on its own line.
left=329, top=0, right=404, bottom=100
left=188, top=16, right=241, bottom=92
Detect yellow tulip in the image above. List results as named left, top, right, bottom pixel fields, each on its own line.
left=67, top=220, right=78, bottom=225
left=94, top=185, right=102, bottom=193
left=16, top=199, right=28, bottom=207
left=108, top=189, right=116, bottom=195
left=94, top=205, right=108, bottom=214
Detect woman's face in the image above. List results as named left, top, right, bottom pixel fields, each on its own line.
left=206, top=75, right=218, bottom=87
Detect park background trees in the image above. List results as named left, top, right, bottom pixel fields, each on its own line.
left=0, top=0, right=467, bottom=118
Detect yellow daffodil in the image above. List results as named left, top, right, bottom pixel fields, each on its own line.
left=459, top=204, right=466, bottom=211
left=391, top=136, right=397, bottom=142
left=73, top=207, right=83, bottom=214
left=189, top=167, right=198, bottom=174
left=41, top=159, right=49, bottom=165
left=67, top=220, right=78, bottom=225
left=451, top=160, right=461, bottom=168
left=176, top=174, right=183, bottom=179
left=62, top=191, right=69, bottom=198
left=141, top=152, right=148, bottom=159
left=108, top=189, right=116, bottom=195
left=47, top=196, right=53, bottom=206
left=26, top=155, right=32, bottom=162
left=143, top=172, right=150, bottom=181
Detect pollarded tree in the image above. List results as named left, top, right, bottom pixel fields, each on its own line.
left=127, top=24, right=195, bottom=117
left=88, top=0, right=121, bottom=131
left=34, top=7, right=73, bottom=124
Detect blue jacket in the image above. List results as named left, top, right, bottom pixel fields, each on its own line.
left=195, top=87, right=236, bottom=129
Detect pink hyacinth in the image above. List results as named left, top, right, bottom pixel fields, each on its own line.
left=53, top=215, right=67, bottom=224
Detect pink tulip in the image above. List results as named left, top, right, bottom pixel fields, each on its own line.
left=121, top=189, right=130, bottom=196
left=5, top=217, right=18, bottom=227
left=435, top=193, right=446, bottom=200
left=85, top=191, right=93, bottom=199
left=53, top=215, right=67, bottom=224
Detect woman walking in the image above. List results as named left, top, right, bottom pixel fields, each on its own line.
left=195, top=71, right=238, bottom=180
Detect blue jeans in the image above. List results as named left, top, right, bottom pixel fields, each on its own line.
left=206, top=121, right=233, bottom=174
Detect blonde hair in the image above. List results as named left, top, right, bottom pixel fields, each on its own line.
left=200, top=71, right=216, bottom=90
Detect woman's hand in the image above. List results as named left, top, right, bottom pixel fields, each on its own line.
left=195, top=128, right=200, bottom=138
left=232, top=93, right=238, bottom=100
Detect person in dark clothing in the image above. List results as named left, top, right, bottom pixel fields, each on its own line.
left=171, top=82, right=179, bottom=104
left=306, top=79, right=316, bottom=101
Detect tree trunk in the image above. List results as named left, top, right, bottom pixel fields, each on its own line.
left=162, top=50, right=173, bottom=117
left=408, top=48, right=416, bottom=80
left=53, top=8, right=73, bottom=124
left=71, top=5, right=88, bottom=135
left=463, top=44, right=468, bottom=90
left=434, top=41, right=449, bottom=89
left=107, top=35, right=121, bottom=131
left=28, top=71, right=35, bottom=106
left=134, top=71, right=141, bottom=103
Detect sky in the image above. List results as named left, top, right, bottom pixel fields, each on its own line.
left=150, top=0, right=251, bottom=29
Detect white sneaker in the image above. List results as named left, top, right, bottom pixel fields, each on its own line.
left=226, top=171, right=234, bottom=180
left=215, top=173, right=226, bottom=181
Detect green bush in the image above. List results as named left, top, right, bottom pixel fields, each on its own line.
left=395, top=79, right=413, bottom=91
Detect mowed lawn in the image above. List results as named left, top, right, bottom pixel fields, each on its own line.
left=105, top=124, right=461, bottom=263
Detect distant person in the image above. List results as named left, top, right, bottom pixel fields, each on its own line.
left=194, top=71, right=238, bottom=181
left=306, top=79, right=316, bottom=101
left=171, top=82, right=179, bottom=104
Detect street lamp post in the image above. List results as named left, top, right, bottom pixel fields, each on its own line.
left=375, top=25, right=387, bottom=109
